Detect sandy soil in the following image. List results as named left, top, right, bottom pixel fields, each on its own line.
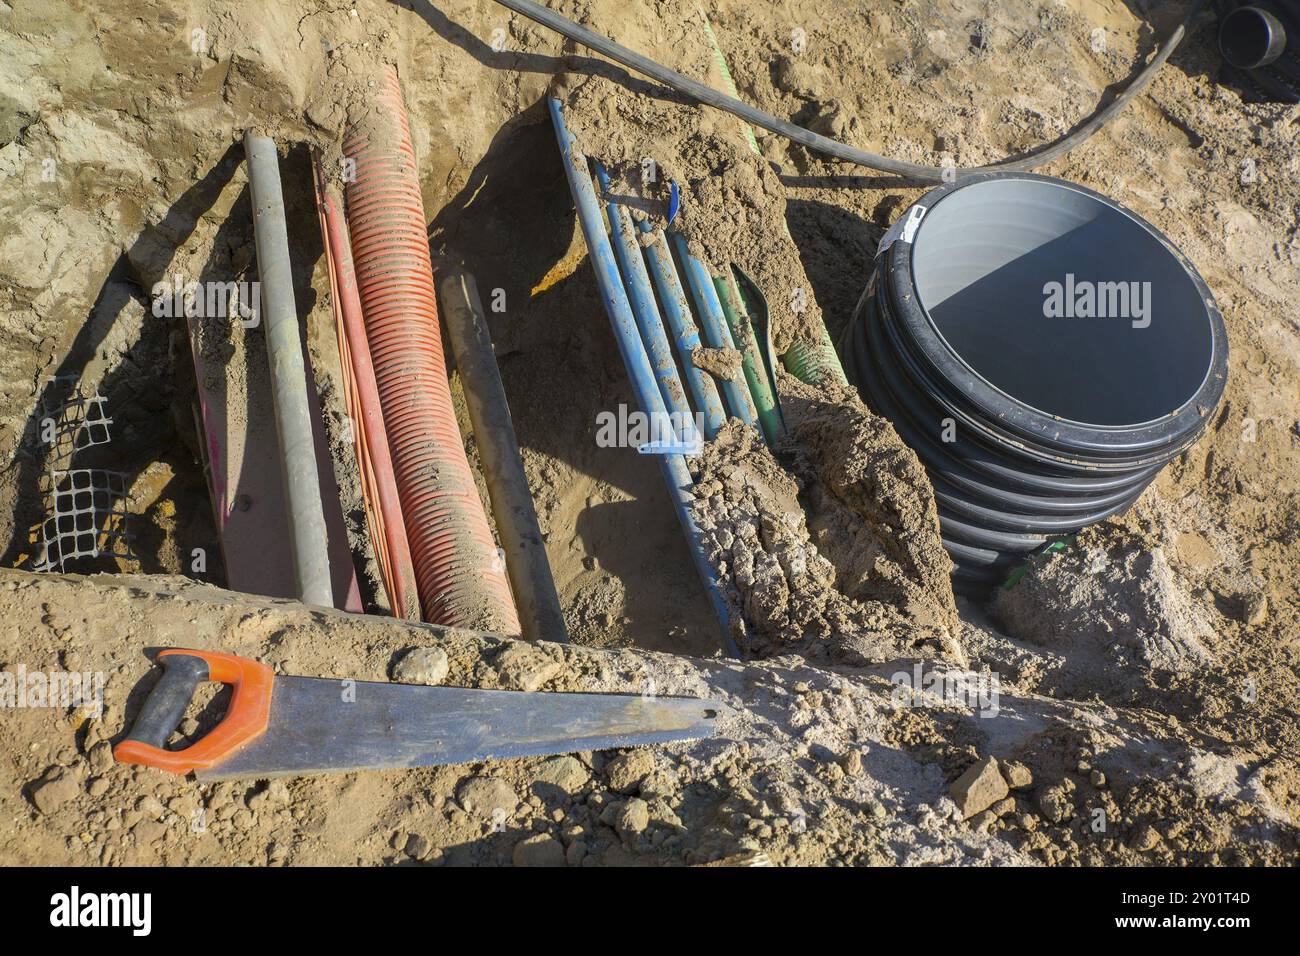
left=0, top=0, right=1296, bottom=865
left=3, top=569, right=1295, bottom=866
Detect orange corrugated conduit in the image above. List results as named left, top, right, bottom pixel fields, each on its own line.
left=341, top=67, right=520, bottom=635
left=313, top=157, right=421, bottom=621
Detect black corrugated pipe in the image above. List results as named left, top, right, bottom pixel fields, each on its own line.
left=845, top=174, right=1229, bottom=594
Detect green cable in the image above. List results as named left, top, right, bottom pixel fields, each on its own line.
left=714, top=273, right=782, bottom=443
left=1000, top=536, right=1076, bottom=590
left=699, top=11, right=762, bottom=157
left=694, top=10, right=849, bottom=392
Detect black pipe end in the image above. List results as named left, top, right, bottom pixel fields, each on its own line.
left=1220, top=5, right=1287, bottom=69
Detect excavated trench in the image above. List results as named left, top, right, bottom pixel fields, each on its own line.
left=0, top=113, right=954, bottom=666
left=0, top=6, right=1210, bottom=669
left=0, top=143, right=345, bottom=600
left=0, top=1, right=963, bottom=664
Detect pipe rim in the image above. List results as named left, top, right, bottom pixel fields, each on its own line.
left=1220, top=5, right=1288, bottom=70
left=861, top=270, right=1179, bottom=471
left=891, top=173, right=1228, bottom=454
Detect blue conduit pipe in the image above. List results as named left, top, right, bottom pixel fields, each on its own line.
left=550, top=98, right=739, bottom=656
left=594, top=163, right=695, bottom=444
left=669, top=232, right=758, bottom=427
left=637, top=220, right=726, bottom=439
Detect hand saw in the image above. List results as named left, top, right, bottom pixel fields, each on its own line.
left=113, top=649, right=726, bottom=781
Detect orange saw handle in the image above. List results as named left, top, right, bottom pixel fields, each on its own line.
left=113, top=649, right=273, bottom=775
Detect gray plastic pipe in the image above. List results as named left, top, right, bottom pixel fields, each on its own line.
left=244, top=132, right=334, bottom=607
left=438, top=270, right=568, bottom=644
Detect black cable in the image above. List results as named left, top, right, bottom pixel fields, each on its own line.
left=491, top=0, right=1206, bottom=181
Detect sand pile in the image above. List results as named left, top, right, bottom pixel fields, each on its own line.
left=994, top=545, right=1216, bottom=684
left=689, top=410, right=958, bottom=665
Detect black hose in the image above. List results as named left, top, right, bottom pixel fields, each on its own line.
left=492, top=0, right=1206, bottom=181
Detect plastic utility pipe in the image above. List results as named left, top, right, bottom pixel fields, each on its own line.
left=243, top=133, right=334, bottom=607
left=669, top=233, right=757, bottom=426
left=1216, top=1, right=1299, bottom=103
left=438, top=270, right=568, bottom=644
left=594, top=164, right=695, bottom=442
left=784, top=332, right=850, bottom=389
left=636, top=221, right=726, bottom=439
left=1219, top=4, right=1288, bottom=69
left=714, top=274, right=781, bottom=443
left=550, top=98, right=739, bottom=656
left=344, top=68, right=520, bottom=635
left=313, top=159, right=421, bottom=621
left=848, top=173, right=1229, bottom=593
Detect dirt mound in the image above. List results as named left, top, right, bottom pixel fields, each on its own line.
left=0, top=570, right=1026, bottom=866
left=688, top=407, right=958, bottom=665
left=994, top=545, right=1215, bottom=682
left=692, top=421, right=907, bottom=664
left=781, top=378, right=957, bottom=633
left=8, top=569, right=1297, bottom=867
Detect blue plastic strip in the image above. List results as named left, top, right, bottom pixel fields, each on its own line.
left=637, top=221, right=726, bottom=439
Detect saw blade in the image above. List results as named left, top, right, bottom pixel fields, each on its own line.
left=197, top=677, right=726, bottom=780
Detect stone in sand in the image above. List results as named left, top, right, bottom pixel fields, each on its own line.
left=457, top=776, right=517, bottom=819
left=30, top=768, right=80, bottom=814
left=605, top=749, right=654, bottom=793
left=391, top=646, right=450, bottom=685
left=949, top=755, right=1009, bottom=820
left=494, top=643, right=562, bottom=692
left=513, top=834, right=566, bottom=867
